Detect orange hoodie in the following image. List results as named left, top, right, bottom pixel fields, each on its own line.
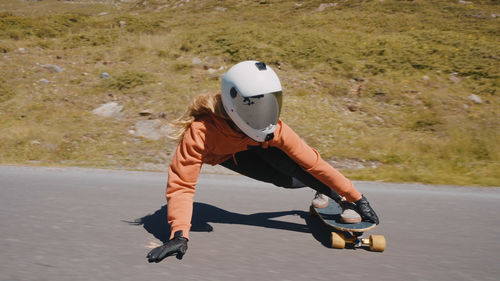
left=166, top=114, right=362, bottom=239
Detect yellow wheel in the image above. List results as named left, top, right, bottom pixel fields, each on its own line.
left=331, top=232, right=346, bottom=249
left=369, top=235, right=386, bottom=252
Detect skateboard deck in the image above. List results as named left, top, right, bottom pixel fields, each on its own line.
left=310, top=199, right=386, bottom=252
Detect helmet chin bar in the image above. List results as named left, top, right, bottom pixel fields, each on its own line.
left=245, top=126, right=276, bottom=143
left=265, top=132, right=274, bottom=142
left=240, top=121, right=276, bottom=142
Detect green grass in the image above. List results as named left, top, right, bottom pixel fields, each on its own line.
left=0, top=0, right=498, bottom=186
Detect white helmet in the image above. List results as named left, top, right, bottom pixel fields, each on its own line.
left=221, top=60, right=282, bottom=142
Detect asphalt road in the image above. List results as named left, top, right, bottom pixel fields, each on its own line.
left=1, top=166, right=499, bottom=281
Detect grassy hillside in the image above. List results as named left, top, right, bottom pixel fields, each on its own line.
left=0, top=0, right=498, bottom=186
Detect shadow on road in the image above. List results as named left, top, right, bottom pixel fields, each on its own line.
left=127, top=202, right=332, bottom=247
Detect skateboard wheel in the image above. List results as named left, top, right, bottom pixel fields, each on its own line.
left=331, top=232, right=346, bottom=249
left=369, top=235, right=386, bottom=252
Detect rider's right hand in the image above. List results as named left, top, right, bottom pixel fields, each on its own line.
left=355, top=195, right=380, bottom=225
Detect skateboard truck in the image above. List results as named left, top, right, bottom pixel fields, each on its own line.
left=331, top=231, right=386, bottom=252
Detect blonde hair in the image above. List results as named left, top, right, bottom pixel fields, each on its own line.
left=169, top=92, right=229, bottom=140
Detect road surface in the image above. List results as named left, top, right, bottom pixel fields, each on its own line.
left=1, top=166, right=499, bottom=281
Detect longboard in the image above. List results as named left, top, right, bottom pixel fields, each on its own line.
left=310, top=199, right=386, bottom=252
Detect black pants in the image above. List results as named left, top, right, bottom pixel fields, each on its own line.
left=220, top=147, right=342, bottom=202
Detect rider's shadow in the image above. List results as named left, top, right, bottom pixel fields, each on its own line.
left=127, top=202, right=331, bottom=246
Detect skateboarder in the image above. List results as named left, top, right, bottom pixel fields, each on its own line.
left=147, top=61, right=379, bottom=263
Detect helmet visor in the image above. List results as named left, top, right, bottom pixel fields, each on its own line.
left=233, top=91, right=282, bottom=131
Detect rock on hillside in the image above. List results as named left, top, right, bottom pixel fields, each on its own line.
left=92, top=102, right=123, bottom=118
left=131, top=119, right=171, bottom=140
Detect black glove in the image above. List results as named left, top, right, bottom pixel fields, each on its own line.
left=147, top=231, right=188, bottom=263
left=355, top=195, right=380, bottom=225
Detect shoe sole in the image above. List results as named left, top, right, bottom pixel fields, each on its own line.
left=341, top=217, right=362, bottom=223
left=312, top=202, right=329, bottom=209
left=341, top=214, right=362, bottom=224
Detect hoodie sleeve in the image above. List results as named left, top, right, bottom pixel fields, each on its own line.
left=271, top=120, right=362, bottom=202
left=166, top=123, right=206, bottom=240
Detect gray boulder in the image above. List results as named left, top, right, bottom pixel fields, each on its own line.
left=468, top=94, right=483, bottom=104
left=316, top=3, right=338, bottom=12
left=41, top=64, right=63, bottom=73
left=132, top=120, right=171, bottom=140
left=92, top=102, right=123, bottom=118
